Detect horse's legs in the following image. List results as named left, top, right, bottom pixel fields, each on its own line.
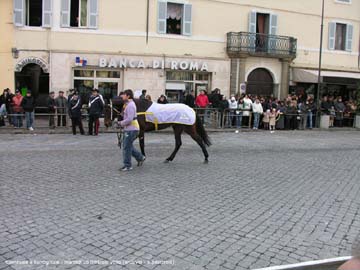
left=185, top=126, right=209, bottom=163
left=139, top=129, right=146, bottom=156
left=165, top=125, right=183, bottom=162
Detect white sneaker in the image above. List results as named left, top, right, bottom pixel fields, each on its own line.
left=29, top=127, right=34, bottom=131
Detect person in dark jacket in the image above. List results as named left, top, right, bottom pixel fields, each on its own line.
left=1, top=88, right=14, bottom=126
left=21, top=90, right=36, bottom=130
left=47, top=91, right=56, bottom=128
left=88, top=88, right=104, bottom=135
left=184, top=90, right=195, bottom=108
left=55, top=90, right=67, bottom=127
left=69, top=92, right=84, bottom=135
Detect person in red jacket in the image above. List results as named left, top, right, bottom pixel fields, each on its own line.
left=195, top=90, right=211, bottom=124
left=12, top=90, right=23, bottom=128
left=195, top=90, right=210, bottom=108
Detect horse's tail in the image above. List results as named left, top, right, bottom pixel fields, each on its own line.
left=195, top=115, right=211, bottom=147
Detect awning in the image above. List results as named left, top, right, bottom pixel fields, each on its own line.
left=292, top=68, right=360, bottom=83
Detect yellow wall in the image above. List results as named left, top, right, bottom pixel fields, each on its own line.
left=0, top=0, right=14, bottom=91
left=11, top=0, right=360, bottom=81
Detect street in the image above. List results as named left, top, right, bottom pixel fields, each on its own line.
left=0, top=131, right=360, bottom=270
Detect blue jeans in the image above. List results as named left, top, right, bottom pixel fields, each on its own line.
left=253, top=113, right=260, bottom=128
left=227, top=111, right=242, bottom=128
left=122, top=130, right=144, bottom=168
left=0, top=104, right=6, bottom=117
left=14, top=112, right=23, bottom=127
left=307, top=111, right=313, bottom=128
left=25, top=112, right=34, bottom=129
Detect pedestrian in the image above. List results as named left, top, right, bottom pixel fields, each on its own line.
left=0, top=90, right=7, bottom=126
left=88, top=88, right=104, bottom=135
left=269, top=108, right=278, bottom=133
left=157, top=94, right=169, bottom=104
left=184, top=90, right=195, bottom=108
left=219, top=95, right=229, bottom=128
left=12, top=90, right=23, bottom=128
left=263, top=109, right=270, bottom=130
left=139, top=89, right=147, bottom=100
left=334, top=96, right=345, bottom=127
left=252, top=98, right=263, bottom=129
left=195, top=90, right=210, bottom=124
left=329, top=106, right=336, bottom=127
left=69, top=91, right=84, bottom=135
left=47, top=91, right=56, bottom=129
left=55, top=90, right=67, bottom=127
left=21, top=90, right=36, bottom=131
left=119, top=89, right=146, bottom=171
left=305, top=98, right=316, bottom=129
left=145, top=95, right=152, bottom=101
left=2, top=89, right=14, bottom=126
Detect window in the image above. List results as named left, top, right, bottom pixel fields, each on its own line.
left=13, top=0, right=52, bottom=27
left=26, top=0, right=42, bottom=26
left=158, top=1, right=192, bottom=36
left=61, top=0, right=98, bottom=28
left=328, top=22, right=353, bottom=51
left=166, top=71, right=211, bottom=101
left=73, top=69, right=121, bottom=103
left=335, top=23, right=346, bottom=50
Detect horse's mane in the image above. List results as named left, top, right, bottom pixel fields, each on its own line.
left=134, top=98, right=153, bottom=112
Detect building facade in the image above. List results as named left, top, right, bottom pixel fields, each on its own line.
left=1, top=0, right=359, bottom=105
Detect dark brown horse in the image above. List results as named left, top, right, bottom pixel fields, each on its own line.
left=109, top=98, right=211, bottom=163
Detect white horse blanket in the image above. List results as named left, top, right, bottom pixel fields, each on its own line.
left=145, top=103, right=196, bottom=126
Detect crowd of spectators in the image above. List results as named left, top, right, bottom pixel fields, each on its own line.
left=183, top=88, right=358, bottom=131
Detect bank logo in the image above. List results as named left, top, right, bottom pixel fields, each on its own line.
left=75, top=57, right=87, bottom=67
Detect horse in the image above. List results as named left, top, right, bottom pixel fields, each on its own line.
left=108, top=98, right=211, bottom=163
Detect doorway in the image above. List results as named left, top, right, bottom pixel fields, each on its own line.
left=247, top=68, right=274, bottom=97
left=15, top=63, right=49, bottom=109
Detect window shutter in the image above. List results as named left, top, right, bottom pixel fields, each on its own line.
left=328, top=22, right=336, bottom=50
left=42, top=0, right=52, bottom=28
left=248, top=11, right=256, bottom=33
left=13, top=0, right=25, bottom=27
left=157, top=1, right=167, bottom=34
left=268, top=14, right=278, bottom=53
left=60, top=0, right=70, bottom=27
left=89, top=0, right=98, bottom=29
left=182, top=4, right=192, bottom=36
left=346, top=24, right=353, bottom=52
left=269, top=14, right=278, bottom=35
left=248, top=11, right=256, bottom=52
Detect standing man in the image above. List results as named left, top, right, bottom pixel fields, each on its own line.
left=184, top=90, right=195, bottom=108
left=55, top=91, right=67, bottom=127
left=139, top=89, right=147, bottom=100
left=119, top=89, right=145, bottom=171
left=21, top=90, right=36, bottom=131
left=3, top=88, right=15, bottom=126
left=69, top=91, right=84, bottom=135
left=12, top=90, right=23, bottom=128
left=88, top=89, right=103, bottom=136
left=47, top=91, right=56, bottom=129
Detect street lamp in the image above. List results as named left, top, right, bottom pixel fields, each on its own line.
left=316, top=0, right=325, bottom=127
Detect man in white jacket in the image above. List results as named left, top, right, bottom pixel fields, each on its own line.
left=252, top=98, right=263, bottom=129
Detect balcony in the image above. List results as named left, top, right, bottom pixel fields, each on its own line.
left=227, top=32, right=297, bottom=60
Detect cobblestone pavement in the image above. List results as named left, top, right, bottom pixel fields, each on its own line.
left=1, top=131, right=360, bottom=270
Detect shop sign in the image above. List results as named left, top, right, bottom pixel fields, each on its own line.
left=15, top=57, right=49, bottom=73
left=98, top=58, right=208, bottom=71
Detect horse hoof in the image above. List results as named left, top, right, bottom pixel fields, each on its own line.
left=164, top=159, right=170, bottom=163
left=204, top=159, right=209, bottom=164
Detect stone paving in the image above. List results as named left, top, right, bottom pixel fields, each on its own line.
left=0, top=130, right=360, bottom=270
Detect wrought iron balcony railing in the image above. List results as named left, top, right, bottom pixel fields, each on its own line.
left=227, top=32, right=297, bottom=59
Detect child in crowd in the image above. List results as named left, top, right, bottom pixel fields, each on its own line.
left=269, top=108, right=278, bottom=133
left=263, top=109, right=270, bottom=130
left=329, top=106, right=336, bottom=127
